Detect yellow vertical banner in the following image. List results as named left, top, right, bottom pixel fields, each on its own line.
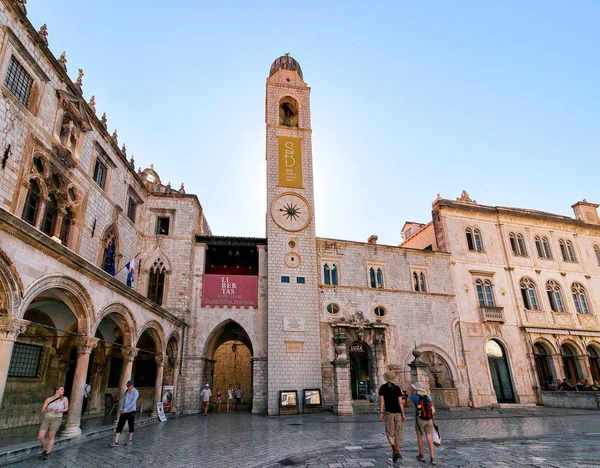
left=278, top=136, right=303, bottom=188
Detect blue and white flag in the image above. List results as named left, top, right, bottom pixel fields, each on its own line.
left=125, top=257, right=136, bottom=287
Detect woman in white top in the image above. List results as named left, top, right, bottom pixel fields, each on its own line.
left=38, top=386, right=69, bottom=460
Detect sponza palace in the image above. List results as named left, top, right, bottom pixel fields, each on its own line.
left=1, top=0, right=600, bottom=433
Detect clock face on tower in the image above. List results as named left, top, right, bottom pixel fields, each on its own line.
left=271, top=192, right=311, bottom=232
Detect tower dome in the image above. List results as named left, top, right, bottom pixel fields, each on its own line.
left=269, top=54, right=303, bottom=79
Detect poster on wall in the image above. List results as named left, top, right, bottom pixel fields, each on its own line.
left=156, top=402, right=167, bottom=422
left=278, top=136, right=303, bottom=188
left=162, top=385, right=174, bottom=410
left=201, top=275, right=258, bottom=308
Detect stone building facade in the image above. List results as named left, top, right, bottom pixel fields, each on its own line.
left=402, top=193, right=600, bottom=407
left=1, top=0, right=598, bottom=433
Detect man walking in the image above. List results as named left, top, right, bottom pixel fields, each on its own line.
left=234, top=384, right=242, bottom=412
left=410, top=382, right=436, bottom=465
left=200, top=383, right=212, bottom=416
left=82, top=382, right=91, bottom=416
left=109, top=380, right=139, bottom=447
left=379, top=371, right=406, bottom=462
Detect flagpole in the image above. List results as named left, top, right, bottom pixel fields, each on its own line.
left=117, top=252, right=141, bottom=275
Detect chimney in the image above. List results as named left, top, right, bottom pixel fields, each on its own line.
left=367, top=235, right=378, bottom=245
left=572, top=200, right=599, bottom=225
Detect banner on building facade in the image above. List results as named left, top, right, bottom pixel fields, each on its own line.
left=201, top=275, right=259, bottom=308
left=278, top=136, right=302, bottom=188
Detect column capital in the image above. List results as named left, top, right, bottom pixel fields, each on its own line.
left=0, top=317, right=29, bottom=341
left=169, top=357, right=181, bottom=368
left=76, top=336, right=99, bottom=354
left=155, top=355, right=168, bottom=367
left=121, top=347, right=139, bottom=361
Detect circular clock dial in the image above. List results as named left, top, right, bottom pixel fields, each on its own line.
left=271, top=193, right=311, bottom=232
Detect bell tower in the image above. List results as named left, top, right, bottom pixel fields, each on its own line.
left=265, top=55, right=322, bottom=414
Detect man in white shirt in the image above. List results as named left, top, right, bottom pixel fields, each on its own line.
left=82, top=382, right=91, bottom=415
left=200, top=384, right=211, bottom=417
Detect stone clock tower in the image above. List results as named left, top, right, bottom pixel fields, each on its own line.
left=265, top=55, right=322, bottom=414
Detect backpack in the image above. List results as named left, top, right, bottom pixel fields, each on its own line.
left=417, top=395, right=433, bottom=420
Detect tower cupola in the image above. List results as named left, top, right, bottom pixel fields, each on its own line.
left=269, top=54, right=303, bottom=79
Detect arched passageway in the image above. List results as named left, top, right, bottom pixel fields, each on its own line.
left=486, top=339, right=516, bottom=403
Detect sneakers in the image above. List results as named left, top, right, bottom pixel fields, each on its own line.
left=108, top=441, right=119, bottom=447
left=416, top=454, right=425, bottom=463
left=126, top=440, right=133, bottom=445
left=39, top=451, right=48, bottom=460
left=392, top=452, right=402, bottom=462
left=430, top=459, right=437, bottom=466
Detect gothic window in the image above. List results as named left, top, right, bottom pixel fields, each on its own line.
left=102, top=230, right=117, bottom=276
left=509, top=232, right=528, bottom=256
left=369, top=267, right=376, bottom=288
left=376, top=268, right=384, bottom=288
left=32, top=156, right=45, bottom=174
left=546, top=280, right=566, bottom=313
left=155, top=217, right=170, bottom=235
left=59, top=207, right=73, bottom=245
left=465, top=227, right=483, bottom=252
left=41, top=194, right=58, bottom=236
left=559, top=239, right=577, bottom=262
left=323, top=264, right=330, bottom=285
left=542, top=237, right=552, bottom=259
left=4, top=55, right=33, bottom=107
left=21, top=179, right=41, bottom=225
left=93, top=158, right=108, bottom=190
left=323, top=263, right=339, bottom=286
left=520, top=277, right=539, bottom=310
left=476, top=279, right=495, bottom=306
left=413, top=271, right=427, bottom=292
left=279, top=96, right=299, bottom=127
left=147, top=259, right=167, bottom=306
left=594, top=245, right=600, bottom=266
left=571, top=283, right=590, bottom=314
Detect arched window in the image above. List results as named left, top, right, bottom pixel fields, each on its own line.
left=561, top=343, right=581, bottom=384
left=534, top=236, right=544, bottom=258
left=546, top=280, right=565, bottom=313
left=517, top=234, right=527, bottom=256
left=466, top=227, right=483, bottom=252
left=533, top=342, right=555, bottom=389
left=559, top=239, right=577, bottom=262
left=419, top=272, right=427, bottom=292
left=21, top=179, right=41, bottom=226
left=376, top=268, right=384, bottom=289
left=509, top=233, right=527, bottom=256
left=520, top=277, right=539, bottom=310
left=41, top=194, right=58, bottom=236
left=331, top=264, right=338, bottom=286
left=542, top=237, right=552, bottom=259
left=509, top=233, right=518, bottom=255
left=369, top=267, right=376, bottom=288
left=571, top=283, right=590, bottom=314
left=279, top=96, right=299, bottom=127
left=102, top=230, right=117, bottom=276
left=476, top=279, right=495, bottom=306
left=588, top=346, right=600, bottom=383
left=594, top=245, right=600, bottom=266
left=148, top=259, right=167, bottom=305
left=323, top=264, right=331, bottom=285
left=59, top=207, right=73, bottom=246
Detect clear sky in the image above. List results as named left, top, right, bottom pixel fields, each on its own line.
left=27, top=1, right=599, bottom=246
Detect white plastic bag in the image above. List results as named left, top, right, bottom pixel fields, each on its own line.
left=433, top=423, right=441, bottom=446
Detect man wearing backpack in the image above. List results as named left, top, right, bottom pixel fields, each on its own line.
left=379, top=371, right=406, bottom=462
left=410, top=382, right=437, bottom=465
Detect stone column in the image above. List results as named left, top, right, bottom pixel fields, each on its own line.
left=331, top=331, right=353, bottom=415
left=151, top=355, right=168, bottom=417
left=408, top=349, right=430, bottom=392
left=0, top=317, right=29, bottom=407
left=251, top=357, right=268, bottom=414
left=62, top=337, right=99, bottom=436
left=372, top=329, right=386, bottom=390
left=170, top=358, right=181, bottom=413
left=115, top=347, right=138, bottom=425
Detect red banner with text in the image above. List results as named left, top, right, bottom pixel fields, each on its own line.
left=201, top=274, right=258, bottom=308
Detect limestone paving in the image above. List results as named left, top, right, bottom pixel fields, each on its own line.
left=4, top=408, right=600, bottom=467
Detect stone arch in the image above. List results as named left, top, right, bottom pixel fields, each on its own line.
left=98, top=223, right=119, bottom=273
left=142, top=247, right=172, bottom=273
left=533, top=337, right=557, bottom=354
left=559, top=339, right=583, bottom=354
left=166, top=330, right=181, bottom=356
left=94, top=302, right=137, bottom=347
left=485, top=337, right=517, bottom=403
left=137, top=319, right=166, bottom=353
left=19, top=274, right=94, bottom=335
left=405, top=344, right=461, bottom=386
left=200, top=317, right=258, bottom=359
left=0, top=247, right=24, bottom=315
left=279, top=94, right=300, bottom=127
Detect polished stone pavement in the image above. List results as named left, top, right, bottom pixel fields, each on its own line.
left=3, top=407, right=600, bottom=467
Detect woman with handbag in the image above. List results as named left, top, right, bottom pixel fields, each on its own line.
left=38, top=386, right=69, bottom=460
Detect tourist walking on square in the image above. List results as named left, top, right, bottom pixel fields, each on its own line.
left=235, top=384, right=242, bottom=412
left=215, top=387, right=222, bottom=414
left=201, top=383, right=212, bottom=416
left=410, top=382, right=437, bottom=465
left=82, top=381, right=91, bottom=415
left=38, top=386, right=68, bottom=460
left=379, top=371, right=406, bottom=462
left=226, top=384, right=234, bottom=413
left=109, top=380, right=139, bottom=447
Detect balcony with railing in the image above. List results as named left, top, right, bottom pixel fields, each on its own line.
left=480, top=305, right=505, bottom=323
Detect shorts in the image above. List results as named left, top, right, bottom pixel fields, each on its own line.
left=40, top=416, right=62, bottom=433
left=235, top=398, right=242, bottom=404
left=384, top=412, right=403, bottom=443
left=216, top=398, right=222, bottom=403
left=415, top=417, right=434, bottom=435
